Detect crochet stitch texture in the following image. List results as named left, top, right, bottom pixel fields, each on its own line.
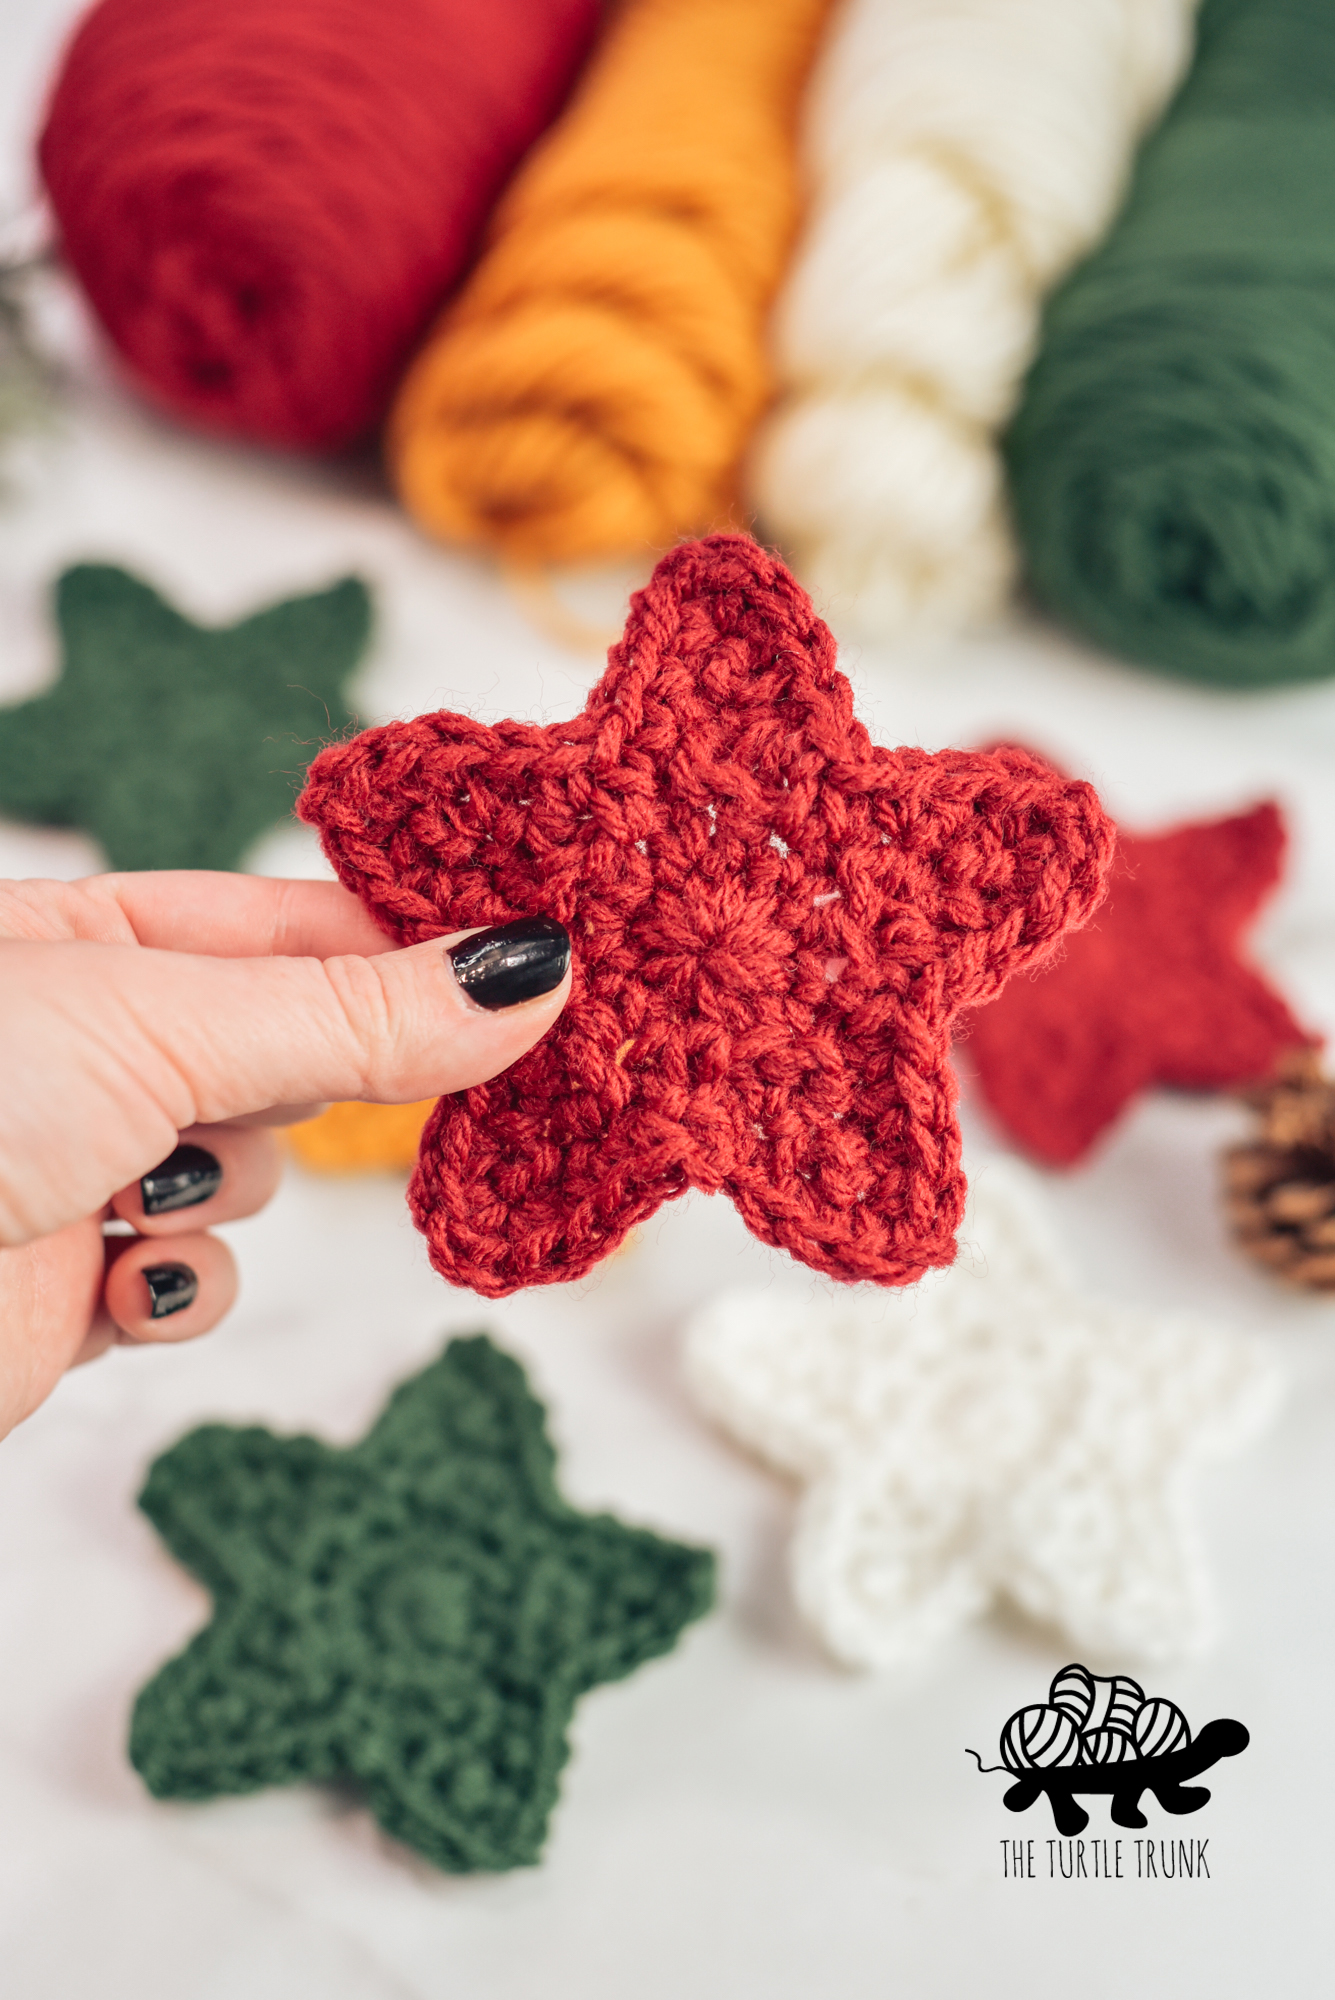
left=130, top=1336, right=715, bottom=1872
left=0, top=564, right=368, bottom=870
left=964, top=787, right=1313, bottom=1164
left=299, top=535, right=1115, bottom=1295
left=685, top=1160, right=1282, bottom=1670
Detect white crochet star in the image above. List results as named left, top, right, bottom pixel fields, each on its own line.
left=684, top=1160, right=1282, bottom=1670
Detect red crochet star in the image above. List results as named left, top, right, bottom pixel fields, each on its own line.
left=962, top=784, right=1314, bottom=1166
left=299, top=537, right=1113, bottom=1296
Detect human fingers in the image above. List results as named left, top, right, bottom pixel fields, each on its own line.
left=0, top=873, right=395, bottom=958
left=221, top=1103, right=329, bottom=1129
left=0, top=1214, right=238, bottom=1441
left=93, top=917, right=573, bottom=1115
left=109, top=1124, right=282, bottom=1234
left=0, top=1220, right=105, bottom=1435
left=0, top=917, right=571, bottom=1245
left=102, top=1230, right=237, bottom=1345
left=101, top=873, right=398, bottom=957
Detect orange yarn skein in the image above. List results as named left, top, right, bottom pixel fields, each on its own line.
left=390, top=0, right=833, bottom=563
left=286, top=1100, right=435, bottom=1174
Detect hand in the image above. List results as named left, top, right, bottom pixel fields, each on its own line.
left=0, top=871, right=571, bottom=1439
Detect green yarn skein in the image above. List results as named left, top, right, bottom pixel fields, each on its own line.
left=1006, top=0, right=1335, bottom=690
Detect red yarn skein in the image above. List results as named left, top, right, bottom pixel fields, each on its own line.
left=39, top=0, right=600, bottom=449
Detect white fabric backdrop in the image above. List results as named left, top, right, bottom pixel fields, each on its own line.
left=1, top=6, right=1333, bottom=1992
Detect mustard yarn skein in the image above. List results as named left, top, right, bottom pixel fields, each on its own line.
left=286, top=1100, right=435, bottom=1174
left=389, top=0, right=834, bottom=563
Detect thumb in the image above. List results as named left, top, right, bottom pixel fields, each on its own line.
left=0, top=918, right=571, bottom=1244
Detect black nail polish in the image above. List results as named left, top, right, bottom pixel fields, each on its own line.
left=143, top=1262, right=199, bottom=1320
left=141, top=1144, right=222, bottom=1215
left=447, top=918, right=571, bottom=1011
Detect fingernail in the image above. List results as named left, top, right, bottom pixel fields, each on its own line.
left=141, top=1143, right=222, bottom=1215
left=143, top=1262, right=199, bottom=1320
left=447, top=918, right=571, bottom=1011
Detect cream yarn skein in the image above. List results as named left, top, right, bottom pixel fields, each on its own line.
left=750, top=0, right=1195, bottom=637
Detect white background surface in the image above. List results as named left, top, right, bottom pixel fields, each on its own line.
left=2, top=6, right=1334, bottom=1993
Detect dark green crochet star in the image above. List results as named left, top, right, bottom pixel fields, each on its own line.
left=0, top=563, right=370, bottom=870
left=129, top=1336, right=716, bottom=1872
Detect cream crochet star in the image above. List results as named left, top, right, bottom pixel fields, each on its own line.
left=684, top=1160, right=1282, bottom=1670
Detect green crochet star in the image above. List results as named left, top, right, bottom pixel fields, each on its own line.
left=129, top=1336, right=716, bottom=1872
left=0, top=563, right=370, bottom=870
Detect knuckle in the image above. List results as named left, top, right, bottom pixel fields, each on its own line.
left=317, top=952, right=410, bottom=1097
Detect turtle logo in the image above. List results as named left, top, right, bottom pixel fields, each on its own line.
left=969, top=1664, right=1249, bottom=1837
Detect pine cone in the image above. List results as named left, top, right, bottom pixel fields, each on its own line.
left=1224, top=1049, right=1335, bottom=1287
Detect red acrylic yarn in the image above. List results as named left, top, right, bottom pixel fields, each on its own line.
left=964, top=790, right=1313, bottom=1165
left=299, top=535, right=1114, bottom=1297
left=38, top=0, right=600, bottom=449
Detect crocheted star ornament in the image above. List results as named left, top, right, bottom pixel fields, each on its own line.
left=684, top=1160, right=1281, bottom=1671
left=129, top=1336, right=714, bottom=1873
left=963, top=785, right=1313, bottom=1165
left=298, top=534, right=1114, bottom=1295
left=0, top=564, right=369, bottom=870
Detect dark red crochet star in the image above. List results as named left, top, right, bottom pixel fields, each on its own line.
left=299, top=537, right=1113, bottom=1296
left=962, top=783, right=1314, bottom=1166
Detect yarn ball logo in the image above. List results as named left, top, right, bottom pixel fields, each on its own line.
left=969, top=1664, right=1249, bottom=1837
